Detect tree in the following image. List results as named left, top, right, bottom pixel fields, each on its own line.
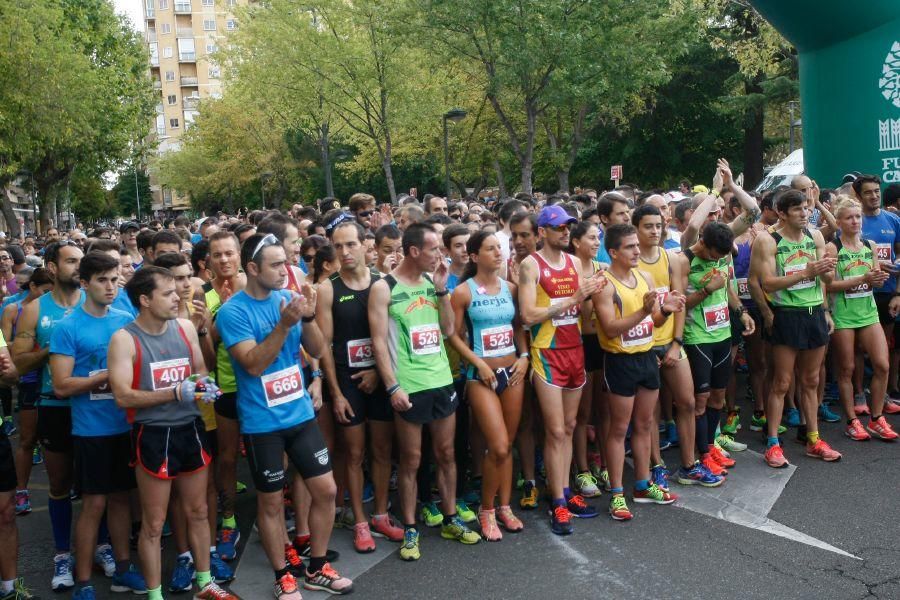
left=111, top=165, right=152, bottom=220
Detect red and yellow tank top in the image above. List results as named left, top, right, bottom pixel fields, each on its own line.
left=530, top=252, right=582, bottom=349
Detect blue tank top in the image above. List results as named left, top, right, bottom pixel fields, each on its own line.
left=13, top=301, right=38, bottom=384
left=464, top=278, right=517, bottom=358
left=37, top=290, right=86, bottom=405
left=733, top=240, right=753, bottom=307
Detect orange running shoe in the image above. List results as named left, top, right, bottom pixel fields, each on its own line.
left=709, top=445, right=736, bottom=468
left=764, top=444, right=789, bottom=468
left=701, top=453, right=727, bottom=477
left=806, top=439, right=842, bottom=462
left=844, top=419, right=871, bottom=441
left=883, top=400, right=900, bottom=415
left=478, top=509, right=502, bottom=542
left=867, top=416, right=899, bottom=441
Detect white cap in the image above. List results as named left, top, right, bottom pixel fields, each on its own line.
left=664, top=191, right=688, bottom=204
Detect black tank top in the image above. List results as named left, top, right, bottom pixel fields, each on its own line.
left=330, top=270, right=380, bottom=371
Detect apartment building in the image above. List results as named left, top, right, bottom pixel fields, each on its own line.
left=144, top=0, right=245, bottom=213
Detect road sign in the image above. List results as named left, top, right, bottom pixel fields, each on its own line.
left=610, top=165, right=623, bottom=181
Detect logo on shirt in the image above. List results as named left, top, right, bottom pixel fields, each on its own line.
left=404, top=296, right=437, bottom=314
left=314, top=448, right=330, bottom=465
left=338, top=294, right=355, bottom=303
left=784, top=250, right=815, bottom=264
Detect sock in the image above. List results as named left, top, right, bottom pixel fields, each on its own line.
left=0, top=580, right=12, bottom=594
left=563, top=486, right=571, bottom=499
left=148, top=586, right=164, bottom=600
left=196, top=570, right=212, bottom=589
left=308, top=555, right=326, bottom=574
left=404, top=524, right=416, bottom=531
left=178, top=551, right=192, bottom=562
left=221, top=515, right=236, bottom=529
left=706, top=407, right=721, bottom=445
left=666, top=419, right=675, bottom=426
left=115, top=559, right=130, bottom=576
left=48, top=496, right=72, bottom=552
left=807, top=431, right=820, bottom=444
left=610, top=487, right=624, bottom=495
left=526, top=479, right=536, bottom=488
left=97, top=513, right=110, bottom=545
left=767, top=436, right=780, bottom=448
left=872, top=414, right=883, bottom=421
left=274, top=566, right=289, bottom=581
left=210, top=545, right=216, bottom=554
left=848, top=418, right=856, bottom=425
left=634, top=479, right=650, bottom=491
left=753, top=410, right=764, bottom=417
left=552, top=497, right=566, bottom=508
left=74, top=580, right=90, bottom=593
left=293, top=533, right=310, bottom=546
left=695, top=414, right=709, bottom=454
left=442, top=511, right=456, bottom=525
left=798, top=424, right=808, bottom=439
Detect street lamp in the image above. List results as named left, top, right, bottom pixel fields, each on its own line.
left=442, top=108, right=467, bottom=198
left=260, top=172, right=273, bottom=210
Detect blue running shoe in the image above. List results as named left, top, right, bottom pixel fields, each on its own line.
left=72, top=585, right=96, bottom=600
left=209, top=551, right=234, bottom=583
left=818, top=402, right=841, bottom=423
left=32, top=446, right=43, bottom=465
left=161, top=520, right=172, bottom=537
left=659, top=437, right=672, bottom=452
left=675, top=462, right=724, bottom=487
left=665, top=421, right=679, bottom=447
left=785, top=407, right=801, bottom=428
left=217, top=526, right=240, bottom=561
left=362, top=480, right=375, bottom=504
left=549, top=505, right=573, bottom=535
left=566, top=494, right=599, bottom=518
left=168, top=555, right=194, bottom=592
left=651, top=464, right=670, bottom=492
left=111, top=564, right=147, bottom=594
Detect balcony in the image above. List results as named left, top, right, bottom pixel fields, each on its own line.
left=180, top=76, right=199, bottom=86
left=150, top=56, right=159, bottom=67
left=174, top=2, right=192, bottom=14
left=146, top=8, right=155, bottom=18
left=146, top=30, right=157, bottom=42
left=178, top=52, right=196, bottom=62
left=183, top=96, right=200, bottom=109
left=176, top=27, right=194, bottom=37
left=152, top=80, right=162, bottom=90
left=156, top=127, right=166, bottom=137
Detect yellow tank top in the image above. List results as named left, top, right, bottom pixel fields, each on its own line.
left=598, top=269, right=654, bottom=354
left=638, top=248, right=674, bottom=345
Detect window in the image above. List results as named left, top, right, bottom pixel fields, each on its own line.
left=206, top=43, right=217, bottom=54
left=202, top=0, right=214, bottom=5
left=156, top=115, right=166, bottom=136
left=145, top=0, right=155, bottom=18
left=163, top=46, right=173, bottom=58
left=158, top=0, right=168, bottom=8
left=227, top=0, right=236, bottom=6
left=177, top=37, right=196, bottom=60
left=226, top=19, right=236, bottom=30
left=167, top=94, right=177, bottom=105
left=203, top=19, right=216, bottom=30
left=170, top=118, right=180, bottom=129
left=163, top=189, right=173, bottom=206
left=149, top=42, right=159, bottom=65
left=208, top=66, right=220, bottom=78
left=161, top=22, right=171, bottom=34
left=165, top=70, right=175, bottom=81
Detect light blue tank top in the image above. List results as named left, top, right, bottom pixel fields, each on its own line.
left=464, top=278, right=516, bottom=358
left=37, top=290, right=86, bottom=404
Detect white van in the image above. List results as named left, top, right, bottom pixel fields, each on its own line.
left=755, top=149, right=804, bottom=193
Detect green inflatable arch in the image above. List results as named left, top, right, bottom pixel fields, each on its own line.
left=751, top=0, right=900, bottom=187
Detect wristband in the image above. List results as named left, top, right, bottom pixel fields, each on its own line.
left=435, top=289, right=450, bottom=297
left=310, top=369, right=323, bottom=379
left=702, top=286, right=711, bottom=297
left=519, top=352, right=529, bottom=359
left=386, top=383, right=401, bottom=396
left=198, top=327, right=208, bottom=337
left=302, top=315, right=316, bottom=323
left=734, top=305, right=744, bottom=317
left=661, top=307, right=672, bottom=318
left=672, top=336, right=684, bottom=347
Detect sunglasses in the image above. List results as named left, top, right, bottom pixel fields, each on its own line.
left=251, top=233, right=279, bottom=260
left=357, top=210, right=373, bottom=217
left=547, top=224, right=572, bottom=233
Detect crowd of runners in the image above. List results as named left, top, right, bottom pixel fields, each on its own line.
left=0, top=160, right=898, bottom=599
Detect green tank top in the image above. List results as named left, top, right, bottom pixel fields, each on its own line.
left=205, top=284, right=237, bottom=393
left=771, top=229, right=823, bottom=308
left=831, top=238, right=878, bottom=330
left=385, top=274, right=452, bottom=394
left=683, top=249, right=732, bottom=345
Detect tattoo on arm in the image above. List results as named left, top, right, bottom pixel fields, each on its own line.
left=14, top=331, right=34, bottom=340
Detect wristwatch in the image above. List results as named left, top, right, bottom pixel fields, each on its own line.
left=310, top=369, right=323, bottom=379
left=198, top=327, right=209, bottom=337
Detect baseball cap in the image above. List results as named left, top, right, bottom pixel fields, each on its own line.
left=692, top=185, right=709, bottom=194
left=119, top=221, right=139, bottom=234
left=664, top=191, right=687, bottom=204
left=537, top=205, right=577, bottom=227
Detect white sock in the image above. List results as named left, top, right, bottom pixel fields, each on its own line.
left=209, top=546, right=216, bottom=554
left=0, top=580, right=14, bottom=594
left=178, top=551, right=192, bottom=562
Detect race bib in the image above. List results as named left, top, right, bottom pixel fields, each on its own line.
left=875, top=243, right=892, bottom=262
left=89, top=369, right=113, bottom=401
left=347, top=338, right=375, bottom=368
left=550, top=297, right=579, bottom=327
left=621, top=316, right=653, bottom=348
left=480, top=324, right=515, bottom=357
left=784, top=263, right=814, bottom=290
left=150, top=358, right=191, bottom=391
left=736, top=278, right=751, bottom=300
left=845, top=281, right=873, bottom=299
left=703, top=302, right=730, bottom=332
left=410, top=323, right=441, bottom=355
left=261, top=365, right=304, bottom=408
left=655, top=286, right=670, bottom=304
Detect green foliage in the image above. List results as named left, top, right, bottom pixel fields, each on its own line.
left=111, top=166, right=152, bottom=220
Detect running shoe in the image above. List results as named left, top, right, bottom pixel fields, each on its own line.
left=31, top=446, right=42, bottom=465
left=866, top=416, right=899, bottom=441
left=235, top=481, right=247, bottom=495
left=650, top=464, right=670, bottom=492
left=210, top=551, right=234, bottom=583
left=369, top=514, right=404, bottom=542
left=284, top=544, right=305, bottom=577
left=161, top=520, right=171, bottom=537
left=709, top=445, right=736, bottom=468
left=854, top=393, right=871, bottom=415
left=549, top=505, right=573, bottom=535
left=293, top=538, right=340, bottom=563
left=796, top=424, right=808, bottom=445
left=496, top=505, right=523, bottom=532
left=818, top=402, right=841, bottom=423
left=51, top=554, right=74, bottom=591
left=2, top=418, right=15, bottom=436
left=110, top=564, right=147, bottom=593
left=93, top=543, right=115, bottom=578
left=352, top=522, right=376, bottom=553
left=14, top=490, right=30, bottom=516
left=806, top=439, right=841, bottom=462
left=588, top=452, right=604, bottom=479
left=665, top=420, right=679, bottom=447
left=0, top=578, right=35, bottom=600
left=633, top=483, right=678, bottom=505
left=659, top=436, right=673, bottom=452
left=456, top=501, right=477, bottom=524
left=72, top=585, right=95, bottom=600
left=195, top=581, right=238, bottom=599
left=574, top=471, right=601, bottom=498
left=461, top=478, right=481, bottom=506
left=598, top=468, right=611, bottom=492
left=169, top=555, right=195, bottom=592
left=716, top=433, right=747, bottom=453
left=303, top=563, right=353, bottom=595
left=419, top=501, right=443, bottom=527
left=217, top=525, right=240, bottom=561
left=609, top=494, right=633, bottom=521
left=722, top=412, right=740, bottom=435
left=478, top=509, right=502, bottom=542
left=440, top=515, right=480, bottom=544
left=750, top=413, right=786, bottom=433
left=274, top=572, right=302, bottom=600
left=701, top=453, right=727, bottom=477
left=519, top=481, right=539, bottom=510
left=764, top=445, right=789, bottom=468
left=334, top=506, right=354, bottom=529
left=399, top=528, right=420, bottom=561
left=845, top=419, right=871, bottom=441
left=883, top=399, right=900, bottom=415
left=566, top=494, right=599, bottom=518
left=785, top=407, right=801, bottom=428
left=361, top=480, right=375, bottom=504
left=675, top=462, right=723, bottom=487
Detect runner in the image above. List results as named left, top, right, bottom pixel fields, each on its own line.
left=107, top=266, right=233, bottom=600
left=316, top=221, right=403, bottom=553
left=369, top=222, right=480, bottom=560
left=824, top=196, right=897, bottom=440
left=518, top=205, right=604, bottom=534
left=374, top=225, right=402, bottom=276
left=217, top=233, right=351, bottom=597
left=593, top=223, right=685, bottom=520
left=11, top=241, right=85, bottom=591
left=49, top=252, right=147, bottom=598
left=753, top=189, right=841, bottom=467
left=447, top=231, right=528, bottom=541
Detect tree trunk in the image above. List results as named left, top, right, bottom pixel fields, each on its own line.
left=0, top=192, right=20, bottom=239
left=320, top=123, right=334, bottom=199
left=493, top=158, right=507, bottom=198
left=743, top=77, right=765, bottom=189
left=520, top=162, right=532, bottom=197
left=556, top=170, right=570, bottom=194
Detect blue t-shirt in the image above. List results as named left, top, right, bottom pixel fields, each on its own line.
left=1, top=290, right=26, bottom=310
left=49, top=306, right=133, bottom=436
left=861, top=210, right=900, bottom=294
left=217, top=289, right=313, bottom=434
left=111, top=288, right=138, bottom=318
left=663, top=238, right=681, bottom=251
left=37, top=290, right=86, bottom=404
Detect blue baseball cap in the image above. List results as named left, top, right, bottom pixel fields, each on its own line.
left=537, top=205, right=577, bottom=227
